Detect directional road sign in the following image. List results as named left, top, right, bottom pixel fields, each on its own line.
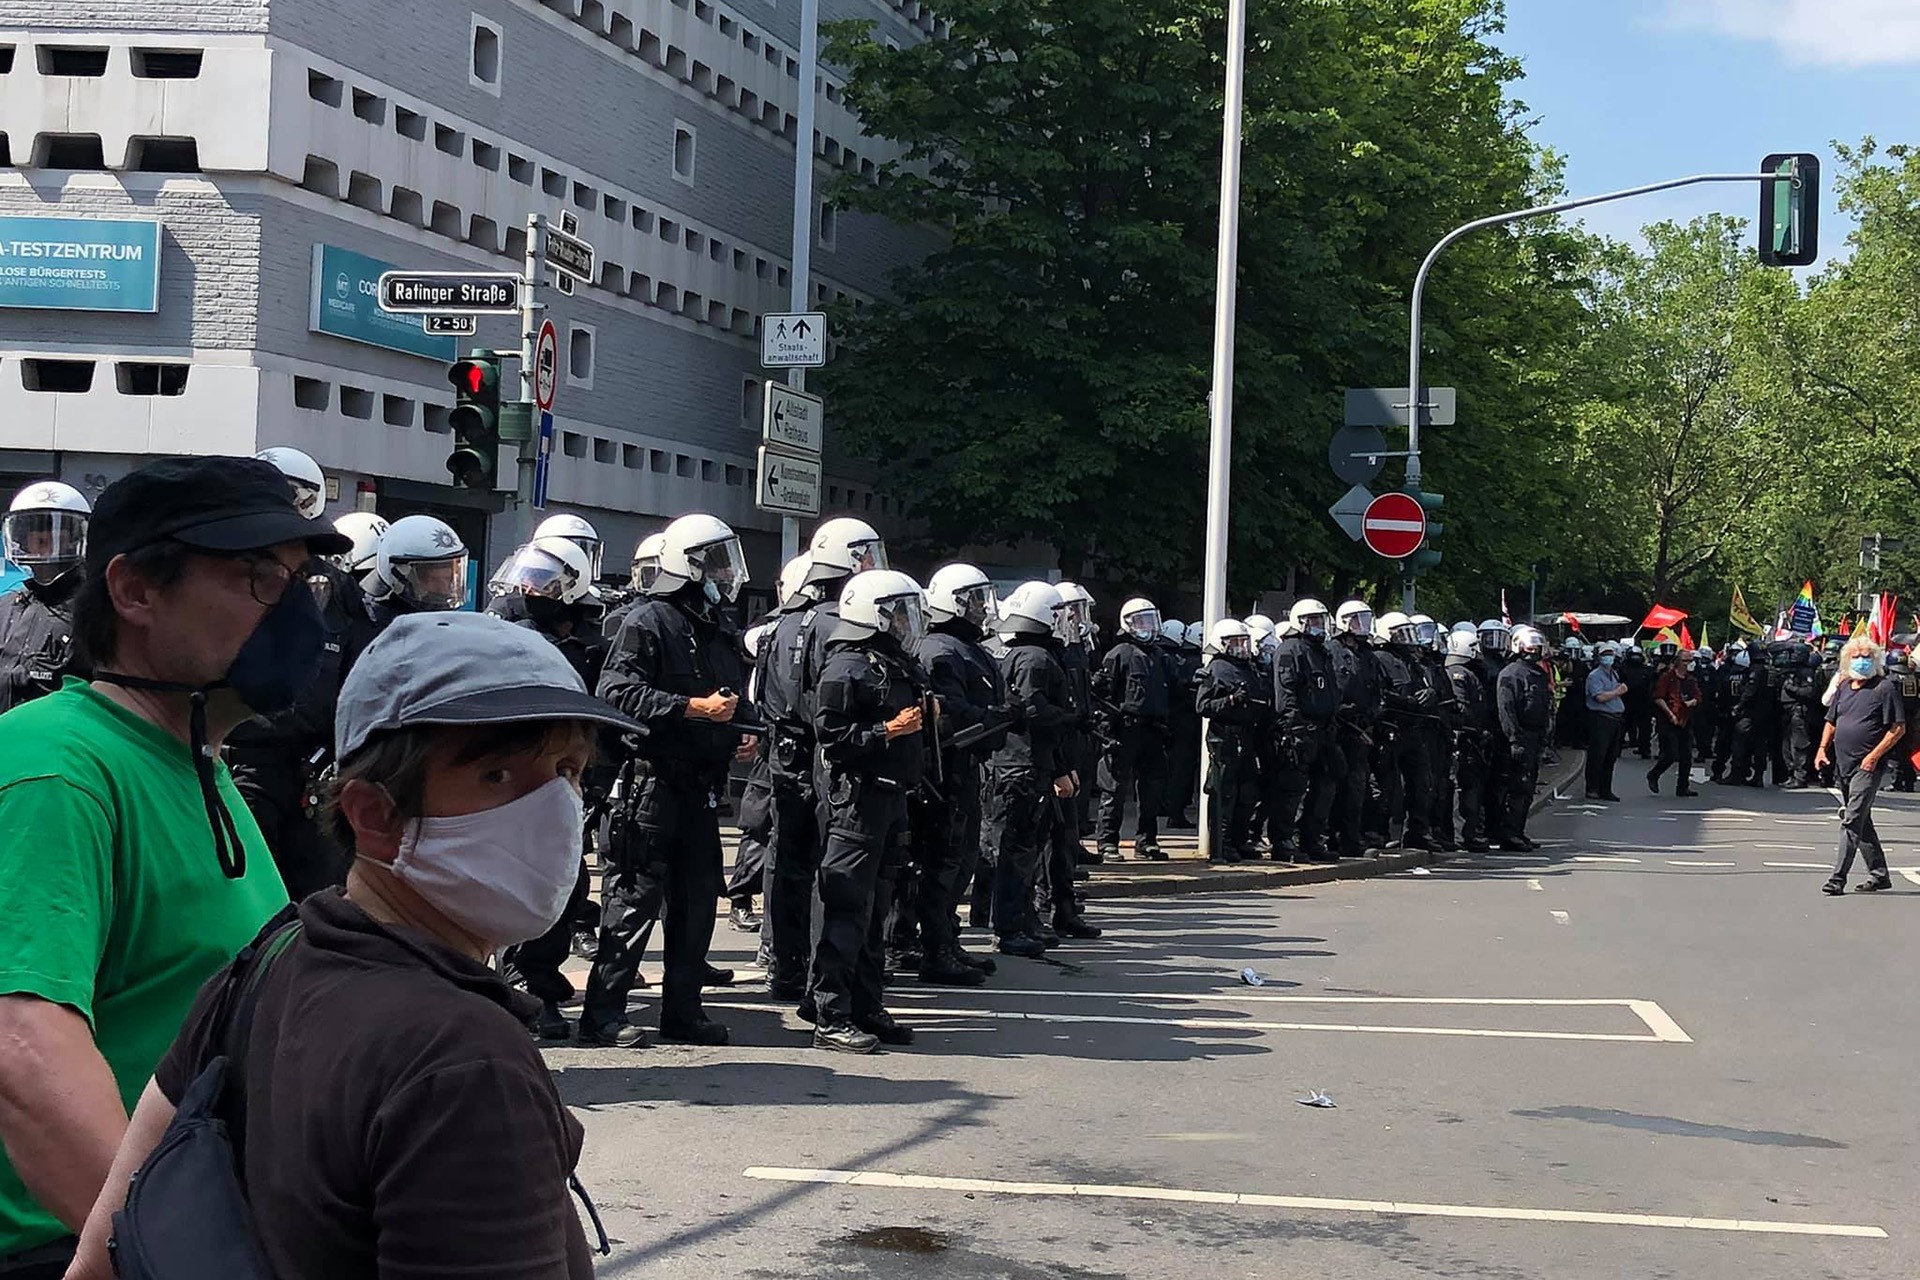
left=762, top=382, right=824, bottom=455
left=1361, top=491, right=1427, bottom=560
left=756, top=446, right=822, bottom=516
left=1328, top=425, right=1388, bottom=485
left=1344, top=386, right=1457, bottom=429
left=532, top=409, right=555, bottom=510
left=761, top=312, right=827, bottom=368
left=534, top=319, right=558, bottom=412
left=1328, top=483, right=1374, bottom=542
left=423, top=314, right=477, bottom=337
left=377, top=271, right=520, bottom=314
left=545, top=224, right=595, bottom=284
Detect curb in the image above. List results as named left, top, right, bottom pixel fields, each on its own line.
left=1079, top=748, right=1589, bottom=900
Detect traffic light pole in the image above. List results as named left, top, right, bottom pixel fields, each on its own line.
left=517, top=213, right=550, bottom=505
left=1403, top=170, right=1781, bottom=612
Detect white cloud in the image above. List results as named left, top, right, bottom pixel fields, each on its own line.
left=1663, top=0, right=1920, bottom=66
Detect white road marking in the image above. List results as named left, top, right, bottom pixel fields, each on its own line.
left=1549, top=910, right=1570, bottom=924
left=1898, top=869, right=1920, bottom=887
left=1627, top=1001, right=1694, bottom=1043
left=1573, top=855, right=1642, bottom=864
left=1527, top=879, right=1544, bottom=891
left=1753, top=843, right=1816, bottom=851
left=1667, top=860, right=1736, bottom=868
left=741, top=1168, right=1883, bottom=1239
left=1764, top=862, right=1830, bottom=870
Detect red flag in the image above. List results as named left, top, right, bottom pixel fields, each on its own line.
left=1839, top=616, right=1852, bottom=637
left=1870, top=593, right=1899, bottom=646
left=1561, top=611, right=1582, bottom=633
left=1640, top=604, right=1687, bottom=630
left=1678, top=624, right=1694, bottom=651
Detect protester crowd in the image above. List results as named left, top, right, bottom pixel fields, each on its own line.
left=0, top=454, right=1908, bottom=1277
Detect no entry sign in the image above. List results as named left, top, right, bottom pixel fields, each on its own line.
left=1362, top=492, right=1427, bottom=559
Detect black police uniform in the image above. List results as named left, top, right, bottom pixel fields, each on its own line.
left=1330, top=633, right=1383, bottom=857
left=989, top=633, right=1072, bottom=942
left=758, top=596, right=831, bottom=995
left=0, top=571, right=87, bottom=714
left=228, top=561, right=380, bottom=900
left=1893, top=663, right=1920, bottom=792
left=585, top=585, right=749, bottom=1042
left=1691, top=656, right=1721, bottom=767
left=1425, top=647, right=1461, bottom=850
left=1478, top=649, right=1513, bottom=843
left=1779, top=652, right=1824, bottom=789
left=1720, top=658, right=1772, bottom=786
left=1496, top=655, right=1553, bottom=846
left=910, top=615, right=1008, bottom=975
left=1162, top=640, right=1202, bottom=823
left=1372, top=643, right=1437, bottom=849
left=1041, top=636, right=1097, bottom=928
left=1197, top=648, right=1264, bottom=861
left=1619, top=651, right=1655, bottom=757
left=1445, top=652, right=1494, bottom=850
left=1270, top=631, right=1342, bottom=859
left=1092, top=630, right=1170, bottom=856
left=810, top=624, right=928, bottom=1034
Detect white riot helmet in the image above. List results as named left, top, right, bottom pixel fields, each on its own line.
left=534, top=513, right=604, bottom=582
left=805, top=517, right=887, bottom=586
left=1208, top=618, right=1253, bottom=660
left=1375, top=610, right=1416, bottom=645
left=1445, top=629, right=1479, bottom=658
left=255, top=447, right=325, bottom=521
left=1288, top=598, right=1331, bottom=637
left=4, top=480, right=90, bottom=579
left=377, top=515, right=469, bottom=612
left=1161, top=618, right=1185, bottom=644
left=1054, top=581, right=1094, bottom=643
left=331, top=512, right=388, bottom=574
left=653, top=513, right=749, bottom=602
left=490, top=536, right=591, bottom=606
left=1334, top=600, right=1374, bottom=639
left=1409, top=613, right=1441, bottom=650
left=630, top=532, right=666, bottom=594
left=1511, top=625, right=1547, bottom=659
left=1478, top=618, right=1512, bottom=656
left=1119, top=597, right=1161, bottom=642
left=777, top=552, right=816, bottom=609
left=1246, top=615, right=1277, bottom=660
left=926, top=563, right=999, bottom=628
left=1276, top=619, right=1302, bottom=639
left=1000, top=580, right=1064, bottom=638
left=838, top=569, right=927, bottom=647
left=1182, top=620, right=1204, bottom=648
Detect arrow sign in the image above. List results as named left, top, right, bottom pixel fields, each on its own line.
left=756, top=445, right=822, bottom=516
left=1361, top=492, right=1427, bottom=560
left=761, top=311, right=827, bottom=368
left=1328, top=483, right=1374, bottom=542
left=762, top=382, right=824, bottom=454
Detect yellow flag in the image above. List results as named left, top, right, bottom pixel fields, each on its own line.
left=1729, top=586, right=1764, bottom=636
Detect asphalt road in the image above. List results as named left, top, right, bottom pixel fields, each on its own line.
left=547, top=761, right=1917, bottom=1278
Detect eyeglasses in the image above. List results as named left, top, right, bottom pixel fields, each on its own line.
left=232, top=553, right=313, bottom=606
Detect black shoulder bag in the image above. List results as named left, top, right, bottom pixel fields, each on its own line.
left=106, top=906, right=302, bottom=1279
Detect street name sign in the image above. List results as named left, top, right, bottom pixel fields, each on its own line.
left=377, top=271, right=520, bottom=314
left=762, top=383, right=825, bottom=455
left=756, top=447, right=823, bottom=516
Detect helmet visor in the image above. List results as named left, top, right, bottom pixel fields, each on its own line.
left=493, top=545, right=579, bottom=601
left=877, top=593, right=926, bottom=647
left=632, top=554, right=661, bottom=594
left=1125, top=608, right=1161, bottom=636
left=1223, top=635, right=1251, bottom=660
left=3, top=510, right=86, bottom=567
left=284, top=478, right=324, bottom=521
left=692, top=537, right=750, bottom=602
left=1479, top=626, right=1509, bottom=650
left=1391, top=624, right=1421, bottom=646
left=1412, top=619, right=1439, bottom=647
left=1342, top=610, right=1373, bottom=637
left=568, top=536, right=605, bottom=583
left=395, top=553, right=470, bottom=611
left=955, top=582, right=998, bottom=627
left=849, top=538, right=888, bottom=574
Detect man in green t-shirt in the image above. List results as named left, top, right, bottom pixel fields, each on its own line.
left=0, top=456, right=349, bottom=1276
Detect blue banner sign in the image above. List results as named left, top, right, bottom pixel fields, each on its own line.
left=0, top=216, right=162, bottom=312
left=309, top=244, right=456, bottom=361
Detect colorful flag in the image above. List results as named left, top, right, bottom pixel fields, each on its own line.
left=1839, top=616, right=1852, bottom=637
left=1788, top=581, right=1819, bottom=636
left=1640, top=603, right=1687, bottom=631
left=1678, top=623, right=1695, bottom=651
left=1729, top=586, right=1764, bottom=636
left=1561, top=611, right=1582, bottom=633
left=1500, top=590, right=1511, bottom=627
left=1870, top=593, right=1899, bottom=646
left=1699, top=623, right=1709, bottom=652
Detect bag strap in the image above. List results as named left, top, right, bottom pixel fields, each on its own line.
left=210, top=907, right=304, bottom=1173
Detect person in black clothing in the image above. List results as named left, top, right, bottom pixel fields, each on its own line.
left=1328, top=601, right=1383, bottom=857
left=1778, top=643, right=1824, bottom=789
left=367, top=514, right=470, bottom=627
left=1816, top=639, right=1905, bottom=895
left=910, top=564, right=1012, bottom=985
left=1413, top=616, right=1461, bottom=852
left=1618, top=645, right=1655, bottom=758
left=1162, top=621, right=1203, bottom=826
left=583, top=513, right=753, bottom=1049
left=806, top=569, right=931, bottom=1053
left=1269, top=599, right=1343, bottom=862
left=1093, top=597, right=1171, bottom=860
left=1890, top=647, right=1920, bottom=792
left=1715, top=642, right=1772, bottom=786
left=1443, top=629, right=1494, bottom=851
left=989, top=582, right=1076, bottom=956
left=1371, top=611, right=1439, bottom=852
left=1196, top=619, right=1263, bottom=863
left=1476, top=620, right=1515, bottom=846
left=1496, top=626, right=1554, bottom=851
left=0, top=480, right=92, bottom=715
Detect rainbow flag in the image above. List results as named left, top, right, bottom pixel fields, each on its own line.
left=1788, top=581, right=1819, bottom=637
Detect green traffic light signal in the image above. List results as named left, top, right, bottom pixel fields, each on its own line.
left=1759, top=153, right=1819, bottom=268
left=1407, top=488, right=1443, bottom=573
left=446, top=353, right=501, bottom=490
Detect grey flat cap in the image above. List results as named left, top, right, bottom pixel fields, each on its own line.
left=336, top=611, right=645, bottom=759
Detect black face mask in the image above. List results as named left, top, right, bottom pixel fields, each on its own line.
left=96, top=578, right=328, bottom=879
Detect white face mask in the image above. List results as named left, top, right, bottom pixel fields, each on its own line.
left=390, top=776, right=584, bottom=947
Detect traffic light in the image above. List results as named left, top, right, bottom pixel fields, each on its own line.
left=1408, top=487, right=1444, bottom=573
left=446, top=353, right=501, bottom=489
left=1758, top=153, right=1819, bottom=268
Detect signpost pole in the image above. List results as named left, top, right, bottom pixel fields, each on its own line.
left=779, top=0, right=822, bottom=568
left=518, top=213, right=548, bottom=506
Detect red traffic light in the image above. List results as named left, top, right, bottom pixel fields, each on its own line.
left=448, top=358, right=496, bottom=395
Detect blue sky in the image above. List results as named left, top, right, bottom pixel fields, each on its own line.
left=1497, top=0, right=1920, bottom=263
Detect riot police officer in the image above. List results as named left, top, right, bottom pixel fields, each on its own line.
left=807, top=569, right=932, bottom=1053
left=1197, top=619, right=1262, bottom=863
left=1330, top=600, right=1383, bottom=858
left=1714, top=641, right=1770, bottom=786
left=1619, top=643, right=1655, bottom=758
left=1093, top=597, right=1171, bottom=861
left=1496, top=626, right=1553, bottom=851
left=1779, top=642, right=1823, bottom=789
left=0, top=480, right=91, bottom=713
left=1444, top=629, right=1493, bottom=851
left=1477, top=620, right=1515, bottom=846
left=1270, top=598, right=1342, bottom=861
left=1412, top=614, right=1460, bottom=851
left=989, top=582, right=1076, bottom=954
left=369, top=514, right=470, bottom=625
left=1163, top=620, right=1203, bottom=826
left=584, top=513, right=753, bottom=1048
left=533, top=511, right=607, bottom=585
left=1372, top=612, right=1439, bottom=852
left=227, top=449, right=383, bottom=900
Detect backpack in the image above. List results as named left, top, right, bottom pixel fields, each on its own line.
left=106, top=907, right=301, bottom=1280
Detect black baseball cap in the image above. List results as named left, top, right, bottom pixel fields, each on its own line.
left=86, top=456, right=352, bottom=575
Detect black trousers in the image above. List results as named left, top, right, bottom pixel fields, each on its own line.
left=230, top=749, right=347, bottom=901
left=1203, top=729, right=1251, bottom=856
left=729, top=764, right=771, bottom=905
left=1273, top=727, right=1339, bottom=850
left=1585, top=714, right=1624, bottom=795
left=1164, top=711, right=1200, bottom=818
left=991, top=769, right=1054, bottom=937
left=909, top=758, right=984, bottom=954
left=809, top=775, right=908, bottom=1026
left=1371, top=728, right=1433, bottom=842
left=1783, top=707, right=1817, bottom=786
left=505, top=858, right=591, bottom=1004
left=1505, top=736, right=1544, bottom=838
left=1622, top=700, right=1652, bottom=756
left=1482, top=733, right=1512, bottom=841
left=583, top=771, right=723, bottom=1027
left=1329, top=727, right=1373, bottom=855
left=1726, top=715, right=1768, bottom=784
left=1096, top=722, right=1167, bottom=849
left=1649, top=720, right=1694, bottom=788
left=1430, top=731, right=1457, bottom=844
left=1454, top=740, right=1487, bottom=843
left=761, top=760, right=821, bottom=990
